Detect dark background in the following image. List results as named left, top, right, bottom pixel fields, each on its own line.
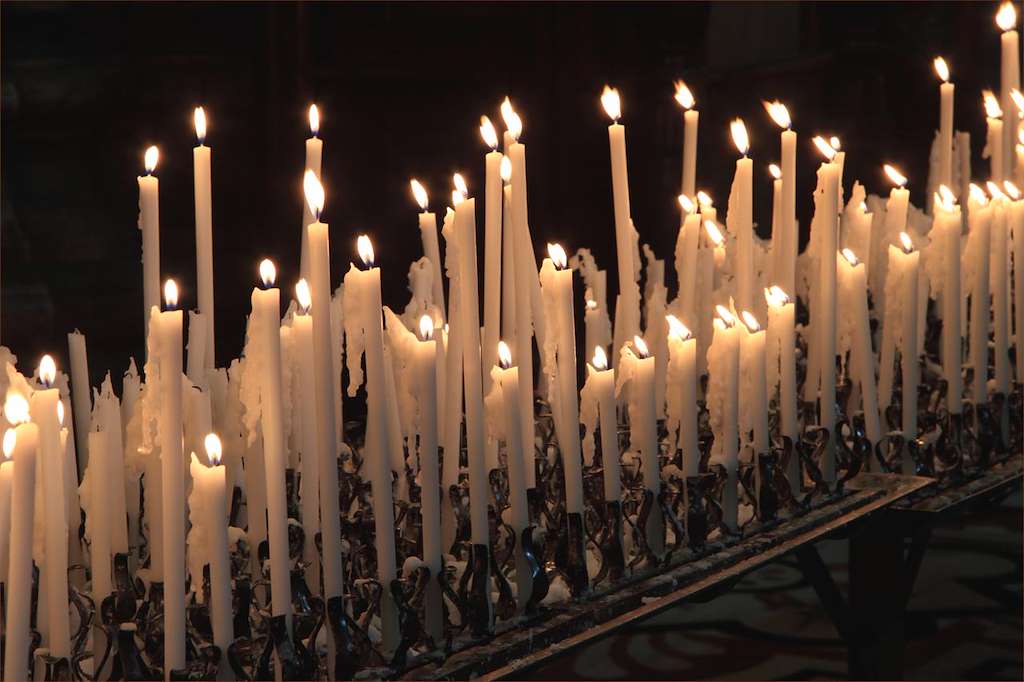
left=0, top=1, right=1005, bottom=385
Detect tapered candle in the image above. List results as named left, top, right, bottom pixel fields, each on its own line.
left=934, top=187, right=963, bottom=413
left=292, top=280, right=320, bottom=591
left=300, top=104, right=323, bottom=281
left=481, top=116, right=503, bottom=393
left=500, top=160, right=516, bottom=342
left=411, top=180, right=445, bottom=321
left=138, top=146, right=160, bottom=341
left=198, top=435, right=233, bottom=658
left=985, top=91, right=1005, bottom=181
left=931, top=59, right=955, bottom=190
left=676, top=195, right=701, bottom=329
left=968, top=186, right=993, bottom=402
left=764, top=101, right=797, bottom=293
left=302, top=172, right=345, bottom=602
left=707, top=308, right=740, bottom=530
left=987, top=183, right=1012, bottom=399
left=895, top=233, right=920, bottom=458
left=812, top=143, right=840, bottom=483
left=3, top=399, right=38, bottom=682
left=630, top=336, right=662, bottom=553
left=87, top=429, right=113, bottom=609
left=675, top=80, right=699, bottom=201
left=414, top=316, right=443, bottom=638
left=878, top=165, right=911, bottom=411
left=728, top=119, right=755, bottom=314
left=666, top=316, right=698, bottom=476
left=836, top=252, right=882, bottom=445
left=998, top=2, right=1020, bottom=181
left=765, top=286, right=800, bottom=486
left=193, top=107, right=215, bottom=367
left=67, top=330, right=90, bottom=479
left=587, top=347, right=619, bottom=500
left=767, top=164, right=783, bottom=283
left=739, top=312, right=769, bottom=456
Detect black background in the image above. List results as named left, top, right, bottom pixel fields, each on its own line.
left=0, top=1, right=1005, bottom=386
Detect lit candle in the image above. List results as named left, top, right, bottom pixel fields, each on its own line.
left=1005, top=181, right=1024, bottom=382
left=998, top=2, right=1020, bottom=181
left=877, top=164, right=911, bottom=412
left=602, top=86, right=641, bottom=352
left=896, top=233, right=920, bottom=458
left=500, top=158, right=516, bottom=342
left=192, top=435, right=233, bottom=661
left=728, top=118, right=755, bottom=314
left=934, top=187, right=963, bottom=413
left=87, top=428, right=113, bottom=607
left=414, top=316, right=444, bottom=638
left=302, top=172, right=345, bottom=604
left=251, top=259, right=293, bottom=622
left=628, top=336, right=662, bottom=554
left=300, top=104, right=323, bottom=281
left=666, top=316, right=698, bottom=476
left=138, top=145, right=160, bottom=341
left=291, top=280, right=320, bottom=591
left=987, top=182, right=1012, bottom=399
left=836, top=251, right=882, bottom=445
left=193, top=107, right=215, bottom=367
left=585, top=346, right=619, bottom=500
left=932, top=58, right=955, bottom=190
left=985, top=91, right=1005, bottom=181
left=767, top=164, right=783, bottom=284
left=764, top=101, right=796, bottom=293
left=739, top=311, right=769, bottom=457
left=0, top=438, right=11, bottom=586
left=67, top=329, right=90, bottom=479
left=30, top=356, right=71, bottom=658
left=674, top=80, right=699, bottom=200
left=968, top=185, right=993, bottom=403
left=479, top=117, right=504, bottom=397
left=676, top=195, right=701, bottom=330
left=410, top=180, right=446, bottom=321
left=706, top=307, right=740, bottom=530
left=2, top=398, right=39, bottom=682
left=765, top=286, right=799, bottom=486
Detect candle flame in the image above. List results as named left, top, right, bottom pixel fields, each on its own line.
left=813, top=135, right=837, bottom=161
left=678, top=194, right=695, bottom=214
left=740, top=310, right=760, bottom=332
left=57, top=400, right=64, bottom=426
left=987, top=180, right=1007, bottom=200
left=479, top=115, right=499, bottom=150
left=829, top=136, right=841, bottom=151
left=295, top=279, right=311, bottom=311
left=938, top=184, right=957, bottom=206
left=884, top=164, right=908, bottom=188
left=303, top=170, right=325, bottom=218
left=547, top=243, right=568, bottom=269
left=144, top=145, right=159, bottom=174
left=601, top=86, right=621, bottom=121
left=357, top=235, right=375, bottom=267
left=592, top=346, right=608, bottom=370
left=769, top=163, right=782, bottom=179
left=997, top=1, right=1017, bottom=31
left=933, top=57, right=950, bottom=83
left=970, top=183, right=990, bottom=205
left=841, top=247, right=859, bottom=266
left=585, top=298, right=598, bottom=310
left=730, top=118, right=749, bottom=155
left=204, top=433, right=223, bottom=466
left=164, top=279, right=179, bottom=308
left=704, top=219, right=724, bottom=246
left=194, top=106, right=207, bottom=143
left=4, top=392, right=29, bottom=426
left=983, top=90, right=1003, bottom=118
left=39, top=355, right=56, bottom=388
left=632, top=335, right=650, bottom=358
left=674, top=80, right=695, bottom=110
left=696, top=190, right=713, bottom=207
left=309, top=104, right=320, bottom=136
left=1004, top=180, right=1021, bottom=199
left=765, top=285, right=791, bottom=307
left=451, top=190, right=463, bottom=207
left=259, top=259, right=276, bottom=288
left=1012, top=89, right=1024, bottom=115
left=500, top=155, right=512, bottom=182
left=498, top=340, right=513, bottom=368
left=500, top=97, right=523, bottom=141
left=899, top=232, right=914, bottom=253
left=666, top=314, right=692, bottom=340
left=2, top=429, right=14, bottom=459
left=410, top=179, right=429, bottom=210
left=453, top=173, right=468, bottom=198
left=420, top=315, right=434, bottom=341
left=762, top=100, right=791, bottom=129
left=715, top=305, right=736, bottom=327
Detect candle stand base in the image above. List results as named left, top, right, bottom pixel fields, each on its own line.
left=555, top=512, right=589, bottom=598
left=591, top=501, right=625, bottom=585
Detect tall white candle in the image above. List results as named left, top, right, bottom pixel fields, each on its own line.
left=706, top=308, right=740, bottom=530
left=292, top=281, right=320, bottom=592
left=0, top=446, right=12, bottom=585
left=666, top=316, right=698, bottom=476
left=674, top=81, right=699, bottom=201
left=998, top=3, right=1020, bottom=181
left=414, top=316, right=443, bottom=639
left=67, top=330, right=90, bottom=480
left=814, top=150, right=840, bottom=483
left=968, top=187, right=993, bottom=402
left=765, top=286, right=799, bottom=486
left=193, top=436, right=233, bottom=660
left=675, top=195, right=701, bottom=329
left=728, top=119, right=755, bottom=314
left=987, top=184, right=1012, bottom=398
left=193, top=107, right=216, bottom=367
left=837, top=251, right=882, bottom=445
left=3, top=402, right=38, bottom=682
left=480, top=118, right=503, bottom=395
left=764, top=101, right=796, bottom=293
left=739, top=312, right=769, bottom=456
left=500, top=166, right=516, bottom=342
left=631, top=336, right=662, bottom=553
left=934, top=59, right=955, bottom=190
left=411, top=180, right=446, bottom=321
left=934, top=188, right=963, bottom=413
left=300, top=105, right=323, bottom=282
left=87, top=429, right=113, bottom=607
left=877, top=165, right=911, bottom=410
left=138, top=146, right=160, bottom=342
left=895, top=234, right=920, bottom=460
left=587, top=347, right=619, bottom=500
left=985, top=91, right=1005, bottom=181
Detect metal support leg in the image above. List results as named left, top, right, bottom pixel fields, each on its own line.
left=849, top=514, right=906, bottom=679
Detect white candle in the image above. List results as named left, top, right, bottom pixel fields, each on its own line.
left=837, top=251, right=882, bottom=445
left=87, top=429, right=113, bottom=606
left=411, top=180, right=446, bottom=321
left=67, top=330, right=90, bottom=480
left=934, top=59, right=955, bottom=189
left=676, top=196, right=702, bottom=329
left=934, top=188, right=963, bottom=413
left=193, top=436, right=233, bottom=659
left=586, top=347, right=619, bottom=500
left=500, top=168, right=516, bottom=342
left=987, top=184, right=1012, bottom=397
left=1005, top=182, right=1024, bottom=382
left=630, top=336, right=662, bottom=553
left=764, top=101, right=796, bottom=293
left=896, top=234, right=920, bottom=458
left=302, top=172, right=345, bottom=601
left=968, top=187, right=993, bottom=402
left=292, top=281, right=320, bottom=592
left=666, top=316, right=698, bottom=476
left=739, top=312, right=769, bottom=456
left=251, top=260, right=293, bottom=620
left=813, top=149, right=840, bottom=483
left=706, top=308, right=740, bottom=530
left=0, top=447, right=11, bottom=585
left=481, top=117, right=503, bottom=394
left=193, top=107, right=216, bottom=368
left=728, top=119, right=755, bottom=314
left=765, top=286, right=800, bottom=486
left=3, top=403, right=38, bottom=682
left=138, top=146, right=160, bottom=342
left=998, top=3, right=1020, bottom=181
left=877, top=165, right=911, bottom=410
left=985, top=91, right=1005, bottom=181
left=674, top=81, right=699, bottom=200
left=300, top=104, right=323, bottom=281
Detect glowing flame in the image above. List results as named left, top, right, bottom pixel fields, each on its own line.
left=988, top=180, right=1007, bottom=199
left=295, top=279, right=311, bottom=311
left=730, top=118, right=749, bottom=155
left=970, top=183, right=989, bottom=205
left=592, top=346, right=609, bottom=371
left=500, top=155, right=512, bottom=182
left=813, top=135, right=837, bottom=161
left=884, top=164, right=908, bottom=187
left=259, top=259, right=276, bottom=288
left=303, top=170, right=325, bottom=218
left=453, top=173, right=468, bottom=199
left=678, top=194, right=695, bottom=214
left=899, top=232, right=914, bottom=253
left=500, top=97, right=522, bottom=141
left=933, top=57, right=950, bottom=83
left=997, top=1, right=1017, bottom=31
left=696, top=190, right=713, bottom=207
left=1004, top=180, right=1021, bottom=199
left=480, top=115, right=499, bottom=150
left=674, top=80, right=695, bottom=110
left=740, top=311, right=760, bottom=332
left=704, top=219, right=724, bottom=246
left=451, top=190, right=463, bottom=207
left=666, top=314, right=692, bottom=340
left=39, top=355, right=56, bottom=387
left=601, top=86, right=621, bottom=121
left=769, top=163, right=782, bottom=180
left=984, top=90, right=1003, bottom=118
left=204, top=433, right=223, bottom=466
left=57, top=400, right=64, bottom=426
left=715, top=305, right=736, bottom=327
left=547, top=243, right=568, bottom=269
left=4, top=392, right=29, bottom=425
left=309, top=104, right=320, bottom=136
left=144, top=145, right=159, bottom=174
left=420, top=315, right=434, bottom=341
left=497, top=341, right=513, bottom=368
left=841, top=248, right=859, bottom=266
left=585, top=298, right=598, bottom=310
left=632, top=335, right=650, bottom=358
left=830, top=136, right=842, bottom=151
left=1012, top=89, right=1024, bottom=114
left=194, top=107, right=207, bottom=143
left=765, top=285, right=791, bottom=307
left=164, top=279, right=179, bottom=308
left=410, top=179, right=428, bottom=210
left=2, top=429, right=14, bottom=458
left=939, top=184, right=957, bottom=206
left=763, top=100, right=791, bottom=129
left=357, top=235, right=375, bottom=267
